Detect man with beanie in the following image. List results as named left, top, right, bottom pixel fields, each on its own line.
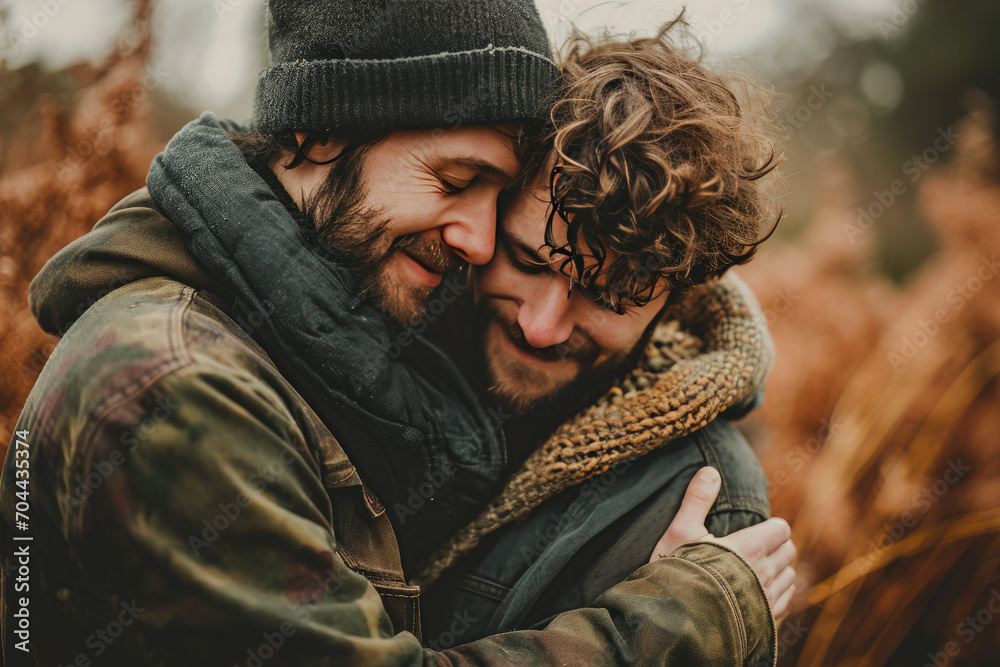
left=1, top=1, right=789, bottom=665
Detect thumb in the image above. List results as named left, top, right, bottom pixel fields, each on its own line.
left=673, top=466, right=721, bottom=535
left=649, top=466, right=722, bottom=563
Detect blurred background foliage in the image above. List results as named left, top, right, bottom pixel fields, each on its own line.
left=1, top=0, right=999, bottom=664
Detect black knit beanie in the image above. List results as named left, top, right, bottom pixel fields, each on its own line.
left=254, top=0, right=560, bottom=133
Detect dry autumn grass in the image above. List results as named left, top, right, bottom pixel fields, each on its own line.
left=1, top=5, right=998, bottom=664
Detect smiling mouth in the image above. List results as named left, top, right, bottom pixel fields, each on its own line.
left=496, top=323, right=569, bottom=365
left=403, top=244, right=458, bottom=274
left=404, top=249, right=453, bottom=276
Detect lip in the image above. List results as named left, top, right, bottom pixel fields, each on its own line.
left=495, top=324, right=564, bottom=367
left=400, top=251, right=444, bottom=288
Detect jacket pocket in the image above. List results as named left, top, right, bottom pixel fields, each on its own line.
left=370, top=579, right=422, bottom=641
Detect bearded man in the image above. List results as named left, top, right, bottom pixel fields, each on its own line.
left=0, top=2, right=790, bottom=665
left=413, top=20, right=791, bottom=649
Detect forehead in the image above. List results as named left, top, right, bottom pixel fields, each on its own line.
left=405, top=126, right=519, bottom=173
left=502, top=186, right=559, bottom=244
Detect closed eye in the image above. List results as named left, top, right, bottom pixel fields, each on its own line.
left=506, top=251, right=550, bottom=275
left=437, top=177, right=469, bottom=195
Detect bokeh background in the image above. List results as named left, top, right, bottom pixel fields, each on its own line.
left=2, top=0, right=999, bottom=664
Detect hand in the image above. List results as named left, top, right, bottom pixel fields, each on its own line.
left=649, top=466, right=797, bottom=621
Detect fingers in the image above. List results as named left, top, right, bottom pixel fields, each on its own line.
left=771, top=583, right=796, bottom=621
left=766, top=565, right=796, bottom=600
left=719, top=517, right=792, bottom=563
left=758, top=539, right=797, bottom=587
left=648, top=467, right=721, bottom=564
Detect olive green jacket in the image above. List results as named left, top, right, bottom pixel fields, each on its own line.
left=0, top=191, right=777, bottom=665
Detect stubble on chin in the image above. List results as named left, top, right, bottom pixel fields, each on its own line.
left=484, top=327, right=565, bottom=414
left=370, top=259, right=434, bottom=327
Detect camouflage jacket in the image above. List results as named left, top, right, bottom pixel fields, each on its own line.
left=1, top=268, right=776, bottom=665
left=0, top=118, right=777, bottom=665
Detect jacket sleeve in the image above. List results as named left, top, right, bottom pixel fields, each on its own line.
left=71, top=366, right=774, bottom=667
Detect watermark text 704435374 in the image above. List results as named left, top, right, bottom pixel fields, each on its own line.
left=11, top=429, right=34, bottom=654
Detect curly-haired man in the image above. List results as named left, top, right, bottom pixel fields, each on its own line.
left=1, top=2, right=791, bottom=665
left=417, top=19, right=790, bottom=656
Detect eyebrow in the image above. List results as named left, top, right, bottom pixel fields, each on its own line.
left=447, top=156, right=517, bottom=182
left=501, top=226, right=547, bottom=264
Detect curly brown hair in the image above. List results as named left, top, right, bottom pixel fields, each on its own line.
left=528, top=13, right=783, bottom=314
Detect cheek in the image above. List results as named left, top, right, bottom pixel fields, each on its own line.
left=364, top=176, right=449, bottom=238
left=590, top=313, right=649, bottom=358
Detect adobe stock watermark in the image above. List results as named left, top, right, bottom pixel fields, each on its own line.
left=877, top=0, right=929, bottom=39
left=425, top=609, right=478, bottom=651
left=775, top=619, right=810, bottom=661
left=49, top=64, right=170, bottom=177
left=2, top=0, right=75, bottom=60
left=188, top=447, right=297, bottom=556
left=766, top=418, right=840, bottom=492
left=62, top=394, right=183, bottom=514
left=392, top=402, right=512, bottom=525
left=519, top=458, right=635, bottom=566
left=924, top=588, right=1000, bottom=667
left=213, top=0, right=254, bottom=20
left=57, top=598, right=146, bottom=666
left=774, top=85, right=834, bottom=140
left=844, top=126, right=959, bottom=243
left=349, top=276, right=468, bottom=395
left=694, top=0, right=754, bottom=47
left=233, top=568, right=345, bottom=667
left=761, top=287, right=800, bottom=325
left=887, top=255, right=1000, bottom=372
left=855, top=458, right=971, bottom=574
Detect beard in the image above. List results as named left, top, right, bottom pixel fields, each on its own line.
left=297, top=147, right=447, bottom=327
left=477, top=298, right=631, bottom=415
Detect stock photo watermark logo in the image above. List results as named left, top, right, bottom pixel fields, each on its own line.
left=693, top=0, right=754, bottom=47
left=213, top=0, right=253, bottom=20
left=518, top=458, right=635, bottom=566
left=2, top=0, right=74, bottom=59
left=188, top=447, right=297, bottom=556
left=843, top=126, right=959, bottom=244
left=425, top=609, right=479, bottom=651
left=877, top=0, right=930, bottom=39
left=774, top=85, right=834, bottom=140
left=924, top=587, right=1000, bottom=667
left=392, top=402, right=512, bottom=525
left=761, top=287, right=800, bottom=325
left=349, top=276, right=468, bottom=394
left=62, top=393, right=182, bottom=514
left=48, top=597, right=146, bottom=666
left=887, top=255, right=1000, bottom=372
left=766, top=418, right=841, bottom=492
left=855, top=458, right=971, bottom=574
left=49, top=64, right=170, bottom=177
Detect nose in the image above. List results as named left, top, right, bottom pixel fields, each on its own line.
left=440, top=193, right=498, bottom=265
left=517, top=278, right=575, bottom=349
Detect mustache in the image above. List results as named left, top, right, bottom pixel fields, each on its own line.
left=483, top=300, right=600, bottom=366
left=393, top=233, right=457, bottom=274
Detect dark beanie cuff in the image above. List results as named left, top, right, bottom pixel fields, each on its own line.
left=253, top=46, right=559, bottom=134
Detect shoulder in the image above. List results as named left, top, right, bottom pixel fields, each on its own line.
left=25, top=277, right=300, bottom=470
